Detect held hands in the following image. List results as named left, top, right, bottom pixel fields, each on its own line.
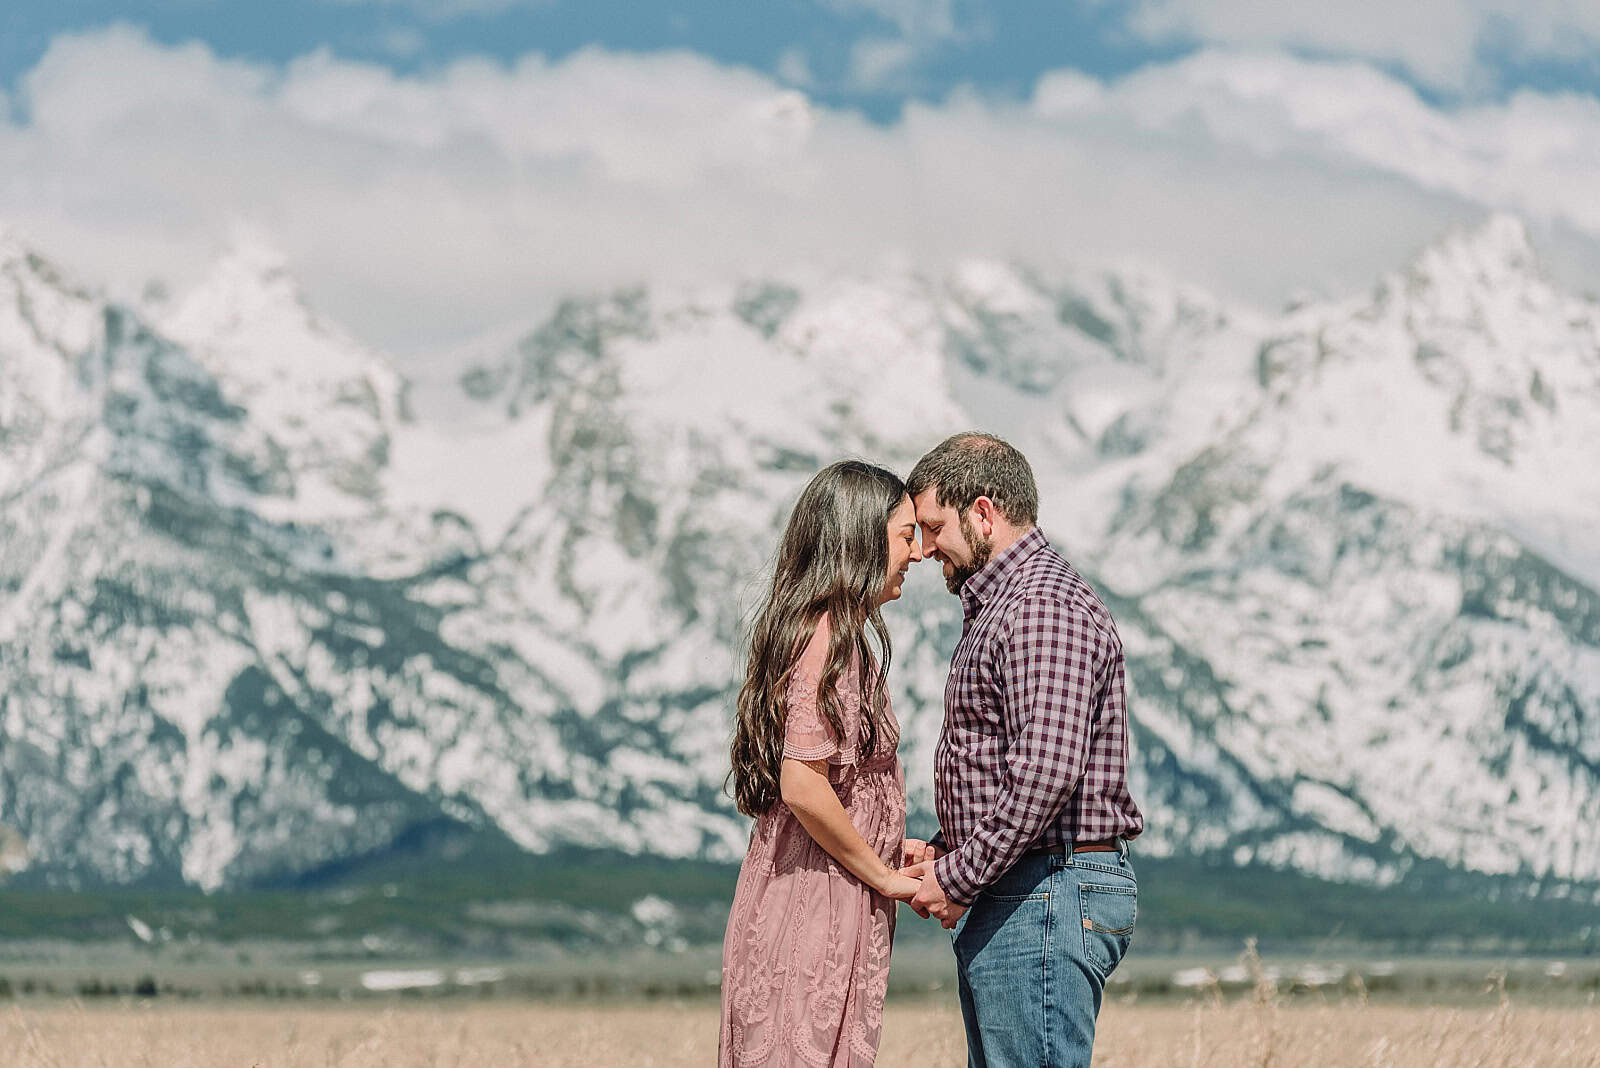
left=893, top=838, right=938, bottom=919
left=901, top=859, right=966, bottom=929
left=879, top=870, right=924, bottom=903
left=901, top=838, right=937, bottom=867
left=877, top=840, right=936, bottom=903
left=887, top=837, right=967, bottom=928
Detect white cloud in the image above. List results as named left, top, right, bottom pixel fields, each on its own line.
left=820, top=0, right=960, bottom=41
left=1040, top=51, right=1600, bottom=235
left=775, top=46, right=814, bottom=88
left=825, top=0, right=963, bottom=91
left=373, top=25, right=427, bottom=59
left=1118, top=0, right=1600, bottom=93
left=3, top=27, right=1599, bottom=361
left=849, top=36, right=921, bottom=90
left=325, top=0, right=551, bottom=19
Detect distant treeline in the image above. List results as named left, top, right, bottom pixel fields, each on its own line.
left=0, top=846, right=1595, bottom=955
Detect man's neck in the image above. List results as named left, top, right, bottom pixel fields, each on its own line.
left=985, top=522, right=1035, bottom=561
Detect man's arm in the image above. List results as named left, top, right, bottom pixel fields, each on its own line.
left=931, top=597, right=1106, bottom=905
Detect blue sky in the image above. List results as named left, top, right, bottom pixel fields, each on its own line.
left=0, top=2, right=1171, bottom=122
left=7, top=0, right=1596, bottom=121
left=3, top=2, right=1600, bottom=354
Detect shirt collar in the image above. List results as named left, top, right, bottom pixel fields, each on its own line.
left=959, top=527, right=1048, bottom=618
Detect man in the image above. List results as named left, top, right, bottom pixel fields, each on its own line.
left=902, top=431, right=1143, bottom=1068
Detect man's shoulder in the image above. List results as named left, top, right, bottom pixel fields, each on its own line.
left=1004, top=549, right=1120, bottom=645
left=1012, top=544, right=1100, bottom=608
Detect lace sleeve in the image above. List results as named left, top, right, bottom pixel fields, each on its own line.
left=782, top=616, right=859, bottom=765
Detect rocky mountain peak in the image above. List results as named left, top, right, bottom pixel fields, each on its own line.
left=0, top=230, right=102, bottom=360
left=2, top=214, right=1597, bottom=893
left=1413, top=213, right=1539, bottom=288
left=161, top=232, right=390, bottom=388
left=153, top=239, right=405, bottom=519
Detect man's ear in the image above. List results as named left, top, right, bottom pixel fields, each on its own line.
left=971, top=496, right=998, bottom=536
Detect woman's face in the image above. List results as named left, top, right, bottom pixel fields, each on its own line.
left=879, top=494, right=922, bottom=604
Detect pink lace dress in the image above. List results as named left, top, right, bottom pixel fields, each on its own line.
left=720, top=619, right=907, bottom=1067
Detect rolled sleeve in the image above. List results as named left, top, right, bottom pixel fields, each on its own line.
left=934, top=597, right=1103, bottom=905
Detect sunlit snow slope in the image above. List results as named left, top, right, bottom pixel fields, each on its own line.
left=0, top=216, right=1595, bottom=890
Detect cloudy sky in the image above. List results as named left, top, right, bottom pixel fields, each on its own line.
left=3, top=1, right=1600, bottom=358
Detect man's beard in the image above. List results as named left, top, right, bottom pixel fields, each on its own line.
left=944, top=513, right=994, bottom=594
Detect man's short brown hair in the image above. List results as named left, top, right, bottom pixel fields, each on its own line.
left=906, top=431, right=1039, bottom=526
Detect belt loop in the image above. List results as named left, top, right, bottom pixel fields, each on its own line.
left=1117, top=836, right=1130, bottom=864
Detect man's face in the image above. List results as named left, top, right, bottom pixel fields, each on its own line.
left=912, top=488, right=993, bottom=595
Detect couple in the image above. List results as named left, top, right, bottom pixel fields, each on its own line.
left=720, top=432, right=1144, bottom=1068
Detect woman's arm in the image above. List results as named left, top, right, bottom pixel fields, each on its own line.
left=780, top=757, right=920, bottom=900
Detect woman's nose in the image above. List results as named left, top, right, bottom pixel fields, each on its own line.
left=909, top=541, right=923, bottom=562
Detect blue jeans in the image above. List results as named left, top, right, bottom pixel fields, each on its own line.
left=951, top=843, right=1136, bottom=1068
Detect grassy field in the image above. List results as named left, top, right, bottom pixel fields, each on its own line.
left=2, top=997, right=1596, bottom=1067
left=3, top=942, right=1594, bottom=1004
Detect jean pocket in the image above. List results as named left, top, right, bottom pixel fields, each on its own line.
left=1072, top=855, right=1133, bottom=880
left=1079, top=883, right=1136, bottom=976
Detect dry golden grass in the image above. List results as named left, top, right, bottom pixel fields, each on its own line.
left=3, top=996, right=1598, bottom=1067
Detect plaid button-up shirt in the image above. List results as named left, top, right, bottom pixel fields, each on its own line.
left=931, top=528, right=1143, bottom=905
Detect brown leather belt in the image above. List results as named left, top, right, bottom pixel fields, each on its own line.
left=1024, top=838, right=1120, bottom=856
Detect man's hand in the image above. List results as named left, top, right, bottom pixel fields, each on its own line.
left=901, top=838, right=938, bottom=867
left=897, top=840, right=939, bottom=918
left=904, top=860, right=967, bottom=929
left=895, top=859, right=931, bottom=918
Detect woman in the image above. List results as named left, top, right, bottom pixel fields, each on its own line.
left=720, top=459, right=925, bottom=1067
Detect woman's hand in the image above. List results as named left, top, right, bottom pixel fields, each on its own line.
left=901, top=838, right=937, bottom=866
left=878, top=871, right=923, bottom=902
left=783, top=758, right=929, bottom=906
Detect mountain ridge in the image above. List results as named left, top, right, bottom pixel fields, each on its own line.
left=1, top=214, right=1595, bottom=892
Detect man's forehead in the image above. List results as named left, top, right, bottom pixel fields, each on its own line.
left=911, top=489, right=953, bottom=519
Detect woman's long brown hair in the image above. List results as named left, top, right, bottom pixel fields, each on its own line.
left=728, top=460, right=905, bottom=818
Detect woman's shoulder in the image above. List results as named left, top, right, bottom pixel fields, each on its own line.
left=792, top=612, right=831, bottom=678
left=793, top=611, right=868, bottom=691
left=806, top=611, right=832, bottom=648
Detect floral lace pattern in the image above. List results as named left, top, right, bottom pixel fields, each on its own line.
left=720, top=618, right=906, bottom=1067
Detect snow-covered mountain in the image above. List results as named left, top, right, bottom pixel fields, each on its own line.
left=0, top=215, right=1595, bottom=892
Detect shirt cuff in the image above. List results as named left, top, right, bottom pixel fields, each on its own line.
left=932, top=851, right=978, bottom=907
